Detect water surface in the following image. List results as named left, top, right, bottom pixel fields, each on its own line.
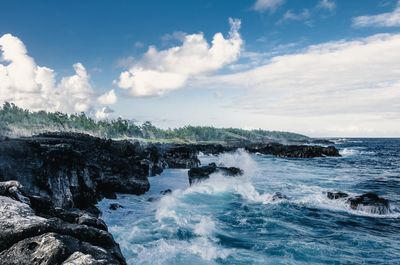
left=98, top=139, right=400, bottom=265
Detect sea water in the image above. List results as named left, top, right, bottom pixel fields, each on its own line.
left=98, top=139, right=400, bottom=264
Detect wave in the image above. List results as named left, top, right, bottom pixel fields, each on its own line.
left=339, top=148, right=375, bottom=156
left=339, top=148, right=359, bottom=156
left=294, top=186, right=399, bottom=218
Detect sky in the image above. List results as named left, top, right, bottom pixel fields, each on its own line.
left=1, top=0, right=400, bottom=137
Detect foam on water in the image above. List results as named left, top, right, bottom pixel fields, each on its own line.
left=294, top=185, right=400, bottom=218
left=98, top=139, right=400, bottom=264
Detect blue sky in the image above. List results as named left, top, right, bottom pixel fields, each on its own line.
left=1, top=0, right=400, bottom=136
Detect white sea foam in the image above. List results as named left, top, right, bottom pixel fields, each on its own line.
left=339, top=148, right=375, bottom=156
left=295, top=186, right=400, bottom=218
left=194, top=217, right=216, bottom=236
left=339, top=148, right=359, bottom=156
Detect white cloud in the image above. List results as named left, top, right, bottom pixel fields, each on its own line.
left=98, top=89, right=117, bottom=105
left=252, top=0, right=285, bottom=13
left=0, top=33, right=111, bottom=117
left=114, top=18, right=243, bottom=97
left=278, top=9, right=311, bottom=24
left=353, top=2, right=400, bottom=27
left=95, top=106, right=114, bottom=119
left=317, top=0, right=336, bottom=11
left=198, top=33, right=400, bottom=136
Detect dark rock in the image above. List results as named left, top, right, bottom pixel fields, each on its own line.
left=160, top=189, right=172, bottom=195
left=62, top=251, right=99, bottom=265
left=109, top=203, right=123, bottom=211
left=193, top=144, right=236, bottom=156
left=0, top=187, right=125, bottom=264
left=347, top=193, right=391, bottom=215
left=188, top=163, right=243, bottom=185
left=245, top=143, right=340, bottom=158
left=162, top=145, right=200, bottom=168
left=326, top=191, right=391, bottom=215
left=218, top=166, right=244, bottom=177
left=272, top=192, right=288, bottom=201
left=147, top=197, right=158, bottom=202
left=0, top=132, right=151, bottom=209
left=327, top=192, right=349, bottom=200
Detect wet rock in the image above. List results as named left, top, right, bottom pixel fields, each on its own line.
left=327, top=192, right=349, bottom=200
left=0, top=132, right=151, bottom=209
left=272, top=192, right=288, bottom=201
left=347, top=193, right=391, bottom=215
left=245, top=143, right=340, bottom=158
left=162, top=145, right=200, bottom=168
left=160, top=189, right=172, bottom=195
left=188, top=163, right=243, bottom=185
left=327, top=191, right=391, bottom=215
left=109, top=203, right=123, bottom=211
left=62, top=251, right=98, bottom=265
left=0, top=182, right=125, bottom=264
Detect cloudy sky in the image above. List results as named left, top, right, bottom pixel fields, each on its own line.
left=1, top=0, right=400, bottom=137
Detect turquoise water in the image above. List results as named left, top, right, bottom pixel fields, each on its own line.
left=98, top=139, right=400, bottom=264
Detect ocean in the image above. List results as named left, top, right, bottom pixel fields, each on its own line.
left=98, top=138, right=400, bottom=265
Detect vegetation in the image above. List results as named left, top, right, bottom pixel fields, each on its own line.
left=0, top=102, right=309, bottom=143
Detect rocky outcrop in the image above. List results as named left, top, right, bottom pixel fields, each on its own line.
left=327, top=192, right=391, bottom=215
left=347, top=193, right=391, bottom=215
left=161, top=145, right=200, bottom=168
left=0, top=133, right=208, bottom=264
left=0, top=132, right=152, bottom=209
left=245, top=143, right=340, bottom=158
left=188, top=163, right=243, bottom=185
left=0, top=181, right=125, bottom=265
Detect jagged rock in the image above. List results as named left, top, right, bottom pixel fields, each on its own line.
left=347, top=193, right=391, bottom=215
left=109, top=203, right=123, bottom=211
left=0, top=187, right=125, bottom=264
left=162, top=145, right=200, bottom=168
left=160, top=189, right=172, bottom=195
left=245, top=143, right=340, bottom=158
left=327, top=191, right=349, bottom=200
left=326, top=191, right=391, bottom=215
left=0, top=132, right=151, bottom=210
left=192, top=144, right=236, bottom=155
left=188, top=163, right=243, bottom=185
left=272, top=192, right=288, bottom=201
left=62, top=251, right=99, bottom=265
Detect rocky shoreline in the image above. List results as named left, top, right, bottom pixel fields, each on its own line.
left=0, top=132, right=341, bottom=264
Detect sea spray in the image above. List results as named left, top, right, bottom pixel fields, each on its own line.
left=98, top=139, right=400, bottom=265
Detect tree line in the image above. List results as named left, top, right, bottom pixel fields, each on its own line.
left=0, top=102, right=309, bottom=143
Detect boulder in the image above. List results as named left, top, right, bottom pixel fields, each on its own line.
left=0, top=182, right=125, bottom=264
left=160, top=189, right=172, bottom=195
left=347, top=193, right=391, bottom=215
left=272, top=192, right=288, bottom=201
left=326, top=191, right=391, bottom=215
left=109, top=203, right=123, bottom=211
left=188, top=163, right=243, bottom=185
left=327, top=191, right=349, bottom=200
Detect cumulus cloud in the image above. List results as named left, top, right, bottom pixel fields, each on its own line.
left=0, top=33, right=113, bottom=118
left=114, top=18, right=242, bottom=97
left=95, top=106, right=114, bottom=119
left=278, top=9, right=311, bottom=24
left=317, top=0, right=336, bottom=11
left=198, top=33, right=400, bottom=136
left=252, top=0, right=285, bottom=13
left=353, top=1, right=400, bottom=27
left=98, top=89, right=117, bottom=105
